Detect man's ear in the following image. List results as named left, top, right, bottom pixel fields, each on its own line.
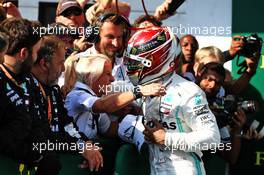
left=18, top=48, right=29, bottom=62
left=39, top=59, right=49, bottom=72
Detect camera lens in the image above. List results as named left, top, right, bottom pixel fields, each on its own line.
left=239, top=100, right=258, bottom=113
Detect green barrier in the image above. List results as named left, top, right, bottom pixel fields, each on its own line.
left=59, top=154, right=90, bottom=175
left=0, top=155, right=20, bottom=175
left=0, top=154, right=92, bottom=175
left=0, top=147, right=148, bottom=175
left=0, top=155, right=38, bottom=175
left=114, top=144, right=150, bottom=175
left=204, top=155, right=227, bottom=175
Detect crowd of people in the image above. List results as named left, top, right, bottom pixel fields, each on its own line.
left=0, top=0, right=262, bottom=175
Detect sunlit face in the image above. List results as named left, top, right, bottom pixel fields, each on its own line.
left=46, top=45, right=66, bottom=85
left=180, top=36, right=198, bottom=63
left=92, top=60, right=115, bottom=96
left=96, top=22, right=124, bottom=59
left=199, top=70, right=224, bottom=98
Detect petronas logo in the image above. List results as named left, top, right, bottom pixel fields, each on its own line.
left=6, top=83, right=11, bottom=91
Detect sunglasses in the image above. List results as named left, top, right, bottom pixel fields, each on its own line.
left=61, top=8, right=82, bottom=17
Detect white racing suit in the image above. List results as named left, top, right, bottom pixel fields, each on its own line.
left=119, top=73, right=220, bottom=175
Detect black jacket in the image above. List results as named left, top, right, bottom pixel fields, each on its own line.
left=39, top=83, right=89, bottom=150
left=0, top=66, right=48, bottom=164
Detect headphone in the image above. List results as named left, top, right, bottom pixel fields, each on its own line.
left=85, top=13, right=131, bottom=44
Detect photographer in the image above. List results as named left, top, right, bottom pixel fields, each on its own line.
left=223, top=35, right=262, bottom=95
left=196, top=62, right=247, bottom=164
left=55, top=0, right=90, bottom=54
left=182, top=34, right=261, bottom=97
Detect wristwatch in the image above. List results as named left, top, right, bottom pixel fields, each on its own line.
left=133, top=86, right=143, bottom=99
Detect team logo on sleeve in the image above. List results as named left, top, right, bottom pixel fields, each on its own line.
left=194, top=95, right=202, bottom=105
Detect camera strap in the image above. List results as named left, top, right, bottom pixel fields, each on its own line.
left=74, top=87, right=100, bottom=134
left=236, top=56, right=248, bottom=74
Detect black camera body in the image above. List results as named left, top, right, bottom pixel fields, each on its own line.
left=210, top=95, right=258, bottom=128
left=239, top=34, right=263, bottom=58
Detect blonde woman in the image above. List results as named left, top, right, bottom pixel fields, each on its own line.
left=181, top=46, right=224, bottom=82
left=64, top=54, right=165, bottom=139
left=193, top=46, right=225, bottom=78
left=192, top=45, right=257, bottom=94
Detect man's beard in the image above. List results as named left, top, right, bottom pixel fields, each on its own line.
left=20, top=51, right=35, bottom=74
left=102, top=48, right=124, bottom=59
left=103, top=49, right=117, bottom=60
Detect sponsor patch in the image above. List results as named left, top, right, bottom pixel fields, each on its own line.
left=200, top=115, right=211, bottom=121
left=201, top=119, right=214, bottom=125
left=194, top=105, right=209, bottom=116
left=160, top=106, right=172, bottom=115
left=160, top=94, right=174, bottom=115
left=6, top=83, right=11, bottom=91
left=146, top=120, right=177, bottom=130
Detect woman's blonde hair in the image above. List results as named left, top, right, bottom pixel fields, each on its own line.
left=63, top=54, right=111, bottom=96
left=195, top=46, right=225, bottom=64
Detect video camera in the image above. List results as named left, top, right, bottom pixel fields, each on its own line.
left=210, top=95, right=258, bottom=128
left=238, top=34, right=263, bottom=58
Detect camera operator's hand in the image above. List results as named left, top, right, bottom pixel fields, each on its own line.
left=73, top=36, right=92, bottom=52
left=85, top=1, right=112, bottom=24
left=229, top=35, right=245, bottom=58
left=2, top=2, right=22, bottom=18
left=76, top=0, right=90, bottom=9
left=230, top=108, right=247, bottom=135
left=245, top=56, right=260, bottom=77
left=154, top=1, right=170, bottom=21
left=243, top=128, right=262, bottom=140
left=144, top=119, right=165, bottom=145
